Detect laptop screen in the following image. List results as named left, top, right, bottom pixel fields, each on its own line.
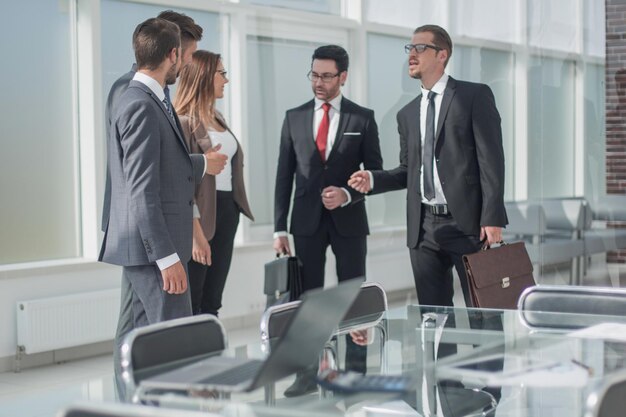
left=251, top=278, right=363, bottom=388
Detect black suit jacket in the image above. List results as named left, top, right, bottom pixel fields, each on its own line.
left=372, top=77, right=507, bottom=248
left=274, top=97, right=383, bottom=237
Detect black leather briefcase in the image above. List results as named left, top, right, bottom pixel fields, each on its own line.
left=263, top=255, right=303, bottom=309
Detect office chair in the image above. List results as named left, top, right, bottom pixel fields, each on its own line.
left=259, top=300, right=301, bottom=404
left=518, top=285, right=626, bottom=330
left=585, top=369, right=626, bottom=417
left=324, top=281, right=389, bottom=375
left=120, top=314, right=227, bottom=403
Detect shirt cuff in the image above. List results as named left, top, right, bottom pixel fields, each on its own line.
left=202, top=156, right=207, bottom=177
left=156, top=253, right=180, bottom=271
left=367, top=171, right=375, bottom=190
left=340, top=187, right=352, bottom=207
left=273, top=231, right=288, bottom=239
left=193, top=204, right=201, bottom=219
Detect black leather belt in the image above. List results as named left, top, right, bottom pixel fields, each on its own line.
left=423, top=203, right=450, bottom=216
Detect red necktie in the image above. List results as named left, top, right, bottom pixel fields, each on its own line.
left=316, top=102, right=331, bottom=162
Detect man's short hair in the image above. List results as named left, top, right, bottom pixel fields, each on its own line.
left=132, top=18, right=180, bottom=71
left=414, top=24, right=453, bottom=67
left=157, top=10, right=203, bottom=47
left=312, top=45, right=349, bottom=73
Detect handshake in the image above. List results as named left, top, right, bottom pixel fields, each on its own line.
left=204, top=144, right=228, bottom=175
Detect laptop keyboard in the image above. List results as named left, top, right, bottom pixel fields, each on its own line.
left=199, top=359, right=264, bottom=386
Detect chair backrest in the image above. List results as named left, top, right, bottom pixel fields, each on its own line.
left=260, top=282, right=388, bottom=342
left=338, top=282, right=388, bottom=332
left=120, top=314, right=227, bottom=394
left=518, top=285, right=626, bottom=329
left=589, top=195, right=626, bottom=222
left=534, top=197, right=591, bottom=232
left=585, top=370, right=626, bottom=417
left=260, top=300, right=301, bottom=345
left=504, top=201, right=546, bottom=237
left=57, top=402, right=220, bottom=417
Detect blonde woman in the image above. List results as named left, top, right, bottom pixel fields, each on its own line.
left=175, top=50, right=254, bottom=315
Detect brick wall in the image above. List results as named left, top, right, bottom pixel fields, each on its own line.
left=606, top=0, right=626, bottom=262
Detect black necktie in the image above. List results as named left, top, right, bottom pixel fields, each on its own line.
left=423, top=90, right=437, bottom=200
left=163, top=86, right=174, bottom=120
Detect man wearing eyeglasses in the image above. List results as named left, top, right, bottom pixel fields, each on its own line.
left=273, top=45, right=383, bottom=396
left=349, top=25, right=508, bottom=309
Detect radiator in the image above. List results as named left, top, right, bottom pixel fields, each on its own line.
left=16, top=289, right=120, bottom=355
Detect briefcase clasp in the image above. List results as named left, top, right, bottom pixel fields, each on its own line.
left=502, top=277, right=510, bottom=288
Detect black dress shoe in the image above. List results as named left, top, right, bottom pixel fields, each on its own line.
left=284, top=372, right=318, bottom=397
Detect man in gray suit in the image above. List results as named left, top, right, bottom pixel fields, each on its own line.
left=100, top=11, right=214, bottom=397
left=99, top=16, right=226, bottom=352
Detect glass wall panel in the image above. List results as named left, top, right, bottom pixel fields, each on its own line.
left=101, top=0, right=222, bottom=105
left=363, top=0, right=446, bottom=29
left=0, top=1, right=78, bottom=264
left=239, top=0, right=340, bottom=15
left=586, top=63, right=607, bottom=199
left=454, top=0, right=517, bottom=44
left=527, top=57, right=576, bottom=199
left=246, top=36, right=324, bottom=226
left=528, top=0, right=577, bottom=52
left=366, top=33, right=414, bottom=227
left=451, top=47, right=515, bottom=200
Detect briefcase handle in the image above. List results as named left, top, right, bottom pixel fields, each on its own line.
left=481, top=240, right=507, bottom=251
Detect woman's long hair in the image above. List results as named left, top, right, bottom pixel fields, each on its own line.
left=174, top=50, right=221, bottom=133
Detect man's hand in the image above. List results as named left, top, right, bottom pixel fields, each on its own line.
left=348, top=171, right=372, bottom=193
left=192, top=220, right=211, bottom=266
left=321, top=186, right=348, bottom=210
left=204, top=144, right=227, bottom=175
left=273, top=236, right=291, bottom=256
left=480, top=226, right=503, bottom=246
left=161, top=261, right=187, bottom=294
left=349, top=328, right=372, bottom=346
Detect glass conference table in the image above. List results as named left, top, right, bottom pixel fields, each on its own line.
left=127, top=304, right=626, bottom=417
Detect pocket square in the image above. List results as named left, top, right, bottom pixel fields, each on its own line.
left=343, top=132, right=361, bottom=136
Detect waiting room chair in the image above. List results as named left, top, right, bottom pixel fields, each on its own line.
left=585, top=369, right=626, bottom=417
left=324, top=281, right=389, bottom=374
left=120, top=314, right=227, bottom=403
left=518, top=285, right=626, bottom=330
left=259, top=300, right=301, bottom=404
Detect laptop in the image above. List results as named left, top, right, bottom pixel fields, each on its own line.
left=141, top=278, right=363, bottom=393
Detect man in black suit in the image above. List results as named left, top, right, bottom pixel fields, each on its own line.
left=273, top=45, right=383, bottom=396
left=349, top=25, right=507, bottom=308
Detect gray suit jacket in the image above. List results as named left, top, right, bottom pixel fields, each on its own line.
left=99, top=80, right=205, bottom=266
left=102, top=64, right=136, bottom=232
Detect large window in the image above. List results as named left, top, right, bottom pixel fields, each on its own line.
left=245, top=36, right=325, bottom=228
left=366, top=33, right=413, bottom=227
left=0, top=0, right=79, bottom=264
left=585, top=63, right=607, bottom=199
left=452, top=46, right=515, bottom=200
left=527, top=57, right=576, bottom=199
left=101, top=0, right=222, bottom=109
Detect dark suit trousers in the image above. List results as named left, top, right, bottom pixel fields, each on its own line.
left=409, top=209, right=482, bottom=307
left=293, top=210, right=366, bottom=292
left=188, top=191, right=240, bottom=316
left=294, top=209, right=367, bottom=373
left=410, top=209, right=503, bottom=401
